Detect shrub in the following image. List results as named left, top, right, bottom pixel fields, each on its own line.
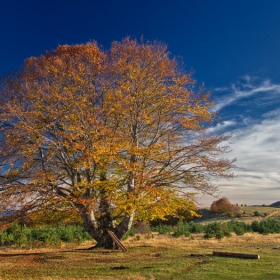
left=172, top=221, right=191, bottom=237
left=152, top=224, right=173, bottom=235
left=258, top=219, right=280, bottom=234
left=227, top=220, right=249, bottom=236
left=204, top=222, right=220, bottom=239
left=204, top=222, right=231, bottom=239
left=5, top=224, right=33, bottom=246
left=0, top=231, right=8, bottom=246
left=251, top=221, right=259, bottom=232
left=234, top=226, right=245, bottom=235
left=254, top=210, right=260, bottom=217
left=31, top=226, right=60, bottom=245
left=187, top=221, right=204, bottom=233
left=55, top=224, right=90, bottom=242
left=0, top=223, right=92, bottom=247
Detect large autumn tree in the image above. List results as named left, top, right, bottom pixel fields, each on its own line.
left=0, top=38, right=235, bottom=248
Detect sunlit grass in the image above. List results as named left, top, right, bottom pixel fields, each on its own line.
left=0, top=233, right=280, bottom=279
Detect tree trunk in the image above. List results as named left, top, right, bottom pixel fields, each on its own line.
left=92, top=231, right=115, bottom=249
left=81, top=210, right=135, bottom=249
left=115, top=212, right=135, bottom=240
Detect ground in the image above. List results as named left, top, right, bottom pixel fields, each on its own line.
left=0, top=232, right=280, bottom=279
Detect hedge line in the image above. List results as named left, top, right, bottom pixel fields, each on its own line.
left=1, top=218, right=279, bottom=247
left=0, top=224, right=92, bottom=246
left=152, top=219, right=280, bottom=239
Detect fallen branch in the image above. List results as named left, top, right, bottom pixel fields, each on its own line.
left=106, top=229, right=128, bottom=252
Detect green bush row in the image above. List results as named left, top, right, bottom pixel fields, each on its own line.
left=151, top=219, right=280, bottom=239
left=152, top=221, right=204, bottom=236
left=1, top=218, right=279, bottom=247
left=0, top=224, right=92, bottom=246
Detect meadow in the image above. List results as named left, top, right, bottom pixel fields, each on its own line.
left=0, top=233, right=280, bottom=279
left=0, top=206, right=280, bottom=279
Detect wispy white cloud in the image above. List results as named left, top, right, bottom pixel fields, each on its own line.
left=213, top=112, right=280, bottom=205
left=231, top=116, right=280, bottom=170
left=200, top=123, right=280, bottom=206
left=208, top=120, right=236, bottom=134
left=212, top=77, right=280, bottom=112
left=262, top=108, right=280, bottom=118
left=199, top=77, right=280, bottom=206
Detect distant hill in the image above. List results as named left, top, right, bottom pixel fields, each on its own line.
left=193, top=205, right=280, bottom=224
left=270, top=201, right=280, bottom=207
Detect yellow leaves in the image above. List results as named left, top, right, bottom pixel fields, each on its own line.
left=0, top=37, right=234, bottom=230
left=93, top=179, right=119, bottom=193
left=121, top=202, right=136, bottom=214
left=5, top=169, right=19, bottom=178
left=28, top=207, right=82, bottom=225
left=120, top=83, right=131, bottom=92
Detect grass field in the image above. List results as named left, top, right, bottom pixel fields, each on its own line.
left=1, top=232, right=280, bottom=279
left=1, top=206, right=280, bottom=279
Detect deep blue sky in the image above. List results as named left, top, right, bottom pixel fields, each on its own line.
left=1, top=0, right=280, bottom=206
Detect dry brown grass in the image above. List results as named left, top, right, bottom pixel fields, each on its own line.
left=1, top=232, right=279, bottom=255
left=124, top=232, right=280, bottom=249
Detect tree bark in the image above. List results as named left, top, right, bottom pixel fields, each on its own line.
left=81, top=209, right=134, bottom=249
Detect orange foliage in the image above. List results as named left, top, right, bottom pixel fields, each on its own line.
left=0, top=38, right=235, bottom=247
left=210, top=197, right=239, bottom=217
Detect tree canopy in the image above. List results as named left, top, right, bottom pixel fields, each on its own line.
left=0, top=38, right=235, bottom=248
left=210, top=197, right=239, bottom=217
